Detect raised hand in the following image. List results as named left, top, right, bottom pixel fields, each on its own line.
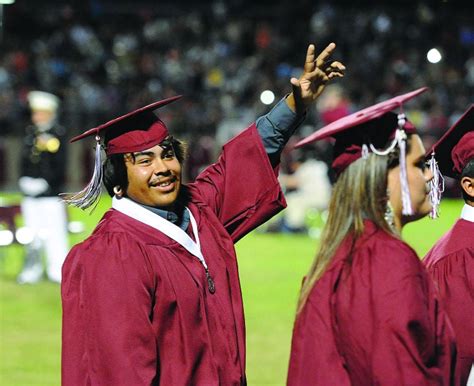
left=287, top=43, right=345, bottom=112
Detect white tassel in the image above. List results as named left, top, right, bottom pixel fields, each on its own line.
left=397, top=132, right=412, bottom=215
left=396, top=113, right=413, bottom=216
left=428, top=152, right=445, bottom=219
left=60, top=136, right=104, bottom=211
left=361, top=144, right=369, bottom=159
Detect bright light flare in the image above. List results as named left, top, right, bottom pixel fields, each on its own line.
left=68, top=221, right=85, bottom=234
left=16, top=227, right=35, bottom=245
left=427, top=48, right=442, bottom=64
left=260, top=90, right=275, bottom=105
left=0, top=230, right=14, bottom=246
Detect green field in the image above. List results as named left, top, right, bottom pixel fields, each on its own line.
left=0, top=195, right=463, bottom=386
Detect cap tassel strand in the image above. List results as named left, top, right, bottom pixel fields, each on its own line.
left=396, top=113, right=413, bottom=216
left=60, top=136, right=104, bottom=211
left=428, top=152, right=444, bottom=219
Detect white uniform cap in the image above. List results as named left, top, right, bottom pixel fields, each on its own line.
left=27, top=91, right=60, bottom=112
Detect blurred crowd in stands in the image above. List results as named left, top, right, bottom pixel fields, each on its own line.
left=1, top=0, right=473, bottom=196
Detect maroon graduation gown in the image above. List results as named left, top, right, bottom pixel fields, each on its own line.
left=424, top=218, right=474, bottom=385
left=287, top=221, right=457, bottom=386
left=61, top=125, right=286, bottom=386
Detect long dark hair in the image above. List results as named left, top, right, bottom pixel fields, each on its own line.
left=296, top=135, right=412, bottom=314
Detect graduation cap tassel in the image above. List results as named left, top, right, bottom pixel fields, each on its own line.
left=396, top=113, right=413, bottom=216
left=428, top=152, right=444, bottom=219
left=398, top=134, right=412, bottom=215
left=361, top=144, right=369, bottom=160
left=60, top=136, right=104, bottom=211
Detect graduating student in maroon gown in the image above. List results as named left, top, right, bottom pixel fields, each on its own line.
left=60, top=43, right=345, bottom=386
left=287, top=88, right=457, bottom=386
left=424, top=105, right=474, bottom=386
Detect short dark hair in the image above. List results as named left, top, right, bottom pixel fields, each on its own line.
left=461, top=159, right=474, bottom=201
left=103, top=136, right=188, bottom=197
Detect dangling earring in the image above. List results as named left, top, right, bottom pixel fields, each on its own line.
left=113, top=186, right=123, bottom=198
left=384, top=190, right=396, bottom=232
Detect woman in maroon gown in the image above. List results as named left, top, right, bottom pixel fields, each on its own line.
left=287, top=88, right=457, bottom=386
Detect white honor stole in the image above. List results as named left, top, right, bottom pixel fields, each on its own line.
left=112, top=196, right=215, bottom=293
left=461, top=204, right=474, bottom=223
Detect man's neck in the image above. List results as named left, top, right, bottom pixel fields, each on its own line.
left=138, top=200, right=189, bottom=231
left=125, top=187, right=190, bottom=229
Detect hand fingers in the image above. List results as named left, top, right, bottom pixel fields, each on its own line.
left=325, top=64, right=345, bottom=77
left=304, top=44, right=316, bottom=73
left=324, top=69, right=344, bottom=76
left=311, top=68, right=330, bottom=84
left=325, top=61, right=346, bottom=72
left=324, top=63, right=346, bottom=78
left=315, top=42, right=336, bottom=68
left=305, top=44, right=316, bottom=63
left=313, top=67, right=344, bottom=83
left=328, top=72, right=344, bottom=79
left=318, top=60, right=345, bottom=79
left=290, top=77, right=300, bottom=87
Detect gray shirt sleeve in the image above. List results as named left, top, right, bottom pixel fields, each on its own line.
left=256, top=96, right=306, bottom=161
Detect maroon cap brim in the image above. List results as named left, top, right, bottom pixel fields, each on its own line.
left=295, top=87, right=428, bottom=148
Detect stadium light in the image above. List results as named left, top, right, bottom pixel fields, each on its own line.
left=427, top=48, right=442, bottom=64
left=0, top=1, right=15, bottom=4
left=15, top=227, right=34, bottom=245
left=0, top=229, right=14, bottom=246
left=260, top=90, right=275, bottom=105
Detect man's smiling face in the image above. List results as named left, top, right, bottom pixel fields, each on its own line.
left=124, top=139, right=182, bottom=208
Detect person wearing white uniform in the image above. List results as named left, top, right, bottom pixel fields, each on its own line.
left=17, top=91, right=69, bottom=284
left=279, top=150, right=332, bottom=232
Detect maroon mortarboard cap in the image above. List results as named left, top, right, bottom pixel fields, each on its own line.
left=295, top=87, right=427, bottom=175
left=428, top=104, right=474, bottom=178
left=295, top=87, right=428, bottom=217
left=70, top=95, right=182, bottom=155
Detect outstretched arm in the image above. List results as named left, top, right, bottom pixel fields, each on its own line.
left=191, top=43, right=345, bottom=240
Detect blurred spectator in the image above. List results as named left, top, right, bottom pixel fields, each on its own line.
left=185, top=135, right=216, bottom=182
left=17, top=91, right=68, bottom=284
left=0, top=1, right=472, bottom=203
left=265, top=136, right=332, bottom=234
left=0, top=142, right=5, bottom=186
left=278, top=148, right=332, bottom=233
left=316, top=84, right=351, bottom=125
